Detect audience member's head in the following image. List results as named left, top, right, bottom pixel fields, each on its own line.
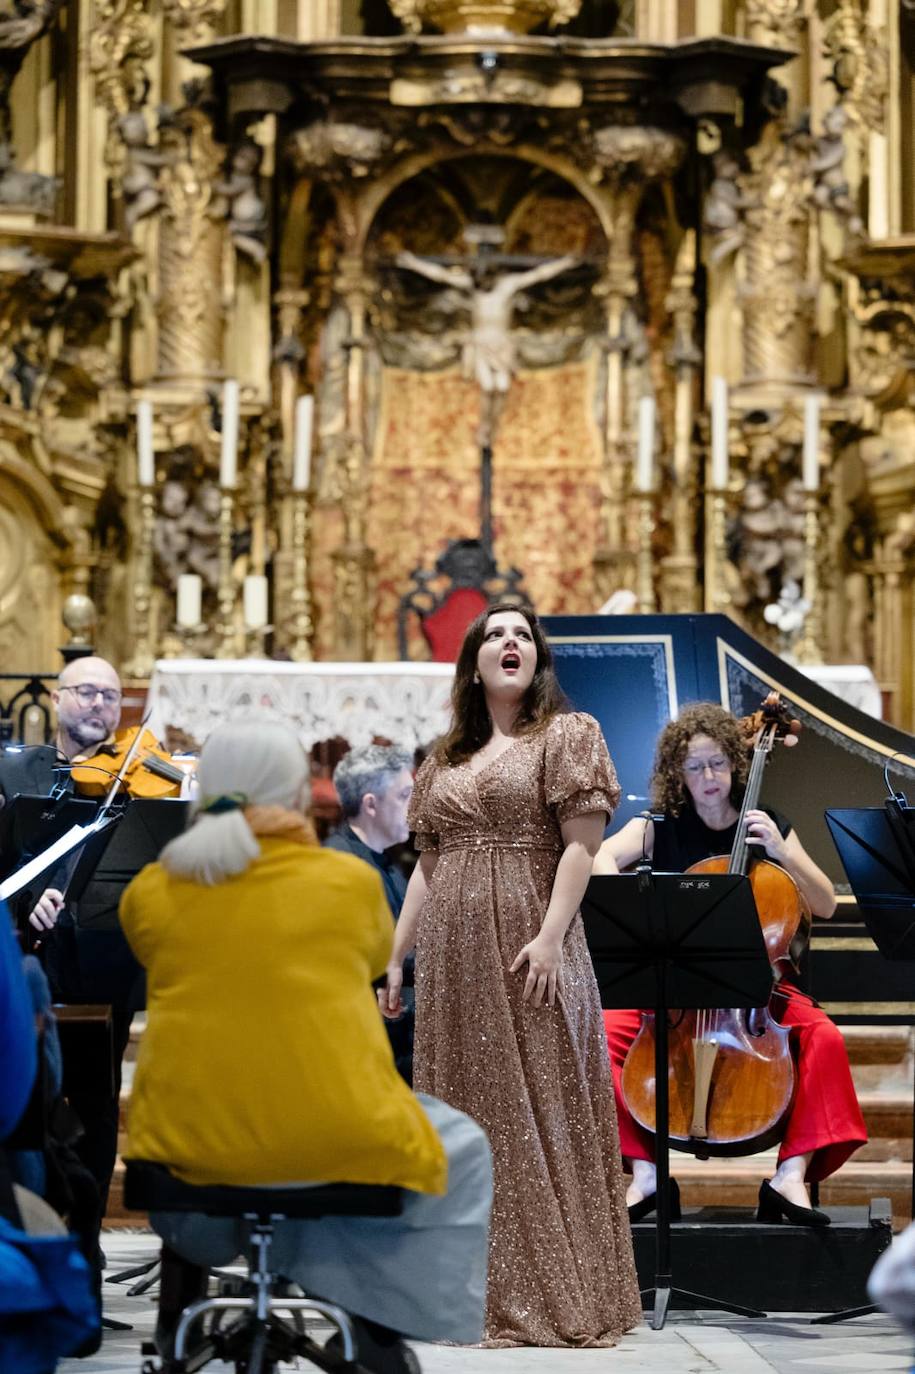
left=161, top=719, right=310, bottom=885
left=333, top=744, right=414, bottom=852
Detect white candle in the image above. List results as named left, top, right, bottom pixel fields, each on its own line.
left=635, top=395, right=655, bottom=493
left=293, top=394, right=313, bottom=492
left=176, top=573, right=202, bottom=628
left=137, top=400, right=155, bottom=488
left=711, top=376, right=729, bottom=490
left=803, top=393, right=821, bottom=491
left=243, top=573, right=269, bottom=629
left=220, top=379, right=240, bottom=490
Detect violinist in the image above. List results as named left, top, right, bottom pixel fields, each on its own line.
left=0, top=655, right=146, bottom=1214
left=594, top=701, right=867, bottom=1227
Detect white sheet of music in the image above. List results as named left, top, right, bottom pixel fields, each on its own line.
left=0, top=813, right=113, bottom=902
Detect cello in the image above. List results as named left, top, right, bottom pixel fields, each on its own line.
left=620, top=693, right=810, bottom=1158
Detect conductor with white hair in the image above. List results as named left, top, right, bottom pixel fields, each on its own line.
left=118, top=720, right=492, bottom=1371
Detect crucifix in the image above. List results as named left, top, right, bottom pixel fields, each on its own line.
left=396, top=227, right=578, bottom=555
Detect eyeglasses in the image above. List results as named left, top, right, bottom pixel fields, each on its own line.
left=683, top=756, right=730, bottom=776
left=60, top=684, right=122, bottom=707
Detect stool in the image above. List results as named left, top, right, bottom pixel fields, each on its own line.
left=124, top=1160, right=403, bottom=1374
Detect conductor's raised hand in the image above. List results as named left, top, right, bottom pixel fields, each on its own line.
left=378, top=961, right=404, bottom=1019
left=29, top=887, right=64, bottom=931
left=509, top=933, right=563, bottom=1008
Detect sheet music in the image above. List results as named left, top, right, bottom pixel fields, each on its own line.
left=0, top=812, right=114, bottom=901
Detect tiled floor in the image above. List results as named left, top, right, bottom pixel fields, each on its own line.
left=59, top=1230, right=914, bottom=1374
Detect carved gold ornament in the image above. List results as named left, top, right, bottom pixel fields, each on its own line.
left=161, top=0, right=225, bottom=40
left=388, top=0, right=581, bottom=35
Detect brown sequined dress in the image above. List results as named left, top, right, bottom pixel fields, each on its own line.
left=408, top=711, right=641, bottom=1347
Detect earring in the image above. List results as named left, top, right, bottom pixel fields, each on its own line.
left=473, top=671, right=481, bottom=684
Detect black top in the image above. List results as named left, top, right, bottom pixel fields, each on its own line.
left=324, top=823, right=408, bottom=918
left=653, top=805, right=791, bottom=874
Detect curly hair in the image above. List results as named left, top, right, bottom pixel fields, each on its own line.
left=436, top=602, right=568, bottom=766
left=650, top=702, right=750, bottom=816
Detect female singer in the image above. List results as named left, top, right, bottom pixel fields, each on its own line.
left=119, top=720, right=493, bottom=1371
left=380, top=603, right=641, bottom=1347
left=594, top=701, right=867, bottom=1226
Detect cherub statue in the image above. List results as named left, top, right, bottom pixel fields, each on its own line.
left=703, top=150, right=747, bottom=266
left=153, top=479, right=192, bottom=589
left=810, top=104, right=863, bottom=235
left=214, top=139, right=268, bottom=264
left=183, top=479, right=222, bottom=590
left=118, top=109, right=165, bottom=230
left=396, top=248, right=578, bottom=446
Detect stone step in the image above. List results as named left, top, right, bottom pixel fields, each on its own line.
left=839, top=1025, right=912, bottom=1066
left=674, top=1156, right=913, bottom=1224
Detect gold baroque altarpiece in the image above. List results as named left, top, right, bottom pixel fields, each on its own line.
left=1, top=1, right=915, bottom=729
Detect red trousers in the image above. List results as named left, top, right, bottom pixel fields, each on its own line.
left=604, top=984, right=867, bottom=1183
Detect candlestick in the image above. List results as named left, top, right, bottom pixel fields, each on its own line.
left=710, top=376, right=729, bottom=490
left=243, top=573, right=269, bottom=629
left=636, top=395, right=655, bottom=493
left=122, top=486, right=156, bottom=678
left=288, top=491, right=314, bottom=661
left=802, top=394, right=821, bottom=492
left=793, top=492, right=824, bottom=664
left=176, top=573, right=202, bottom=628
left=215, top=490, right=239, bottom=657
left=293, top=395, right=313, bottom=492
left=137, top=400, right=155, bottom=488
left=219, top=379, right=240, bottom=490
left=636, top=493, right=656, bottom=613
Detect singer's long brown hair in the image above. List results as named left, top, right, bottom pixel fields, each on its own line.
left=435, top=602, right=568, bottom=766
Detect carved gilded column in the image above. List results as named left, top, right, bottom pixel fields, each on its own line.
left=587, top=125, right=686, bottom=605
left=659, top=230, right=701, bottom=612
left=332, top=250, right=376, bottom=660
left=740, top=119, right=816, bottom=388
left=155, top=1, right=227, bottom=386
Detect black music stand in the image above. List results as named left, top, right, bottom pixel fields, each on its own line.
left=582, top=869, right=773, bottom=1330
left=819, top=804, right=915, bottom=1326
left=0, top=791, right=98, bottom=881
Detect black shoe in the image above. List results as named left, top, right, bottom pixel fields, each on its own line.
left=756, top=1179, right=830, bottom=1227
left=326, top=1318, right=421, bottom=1374
left=627, top=1177, right=681, bottom=1223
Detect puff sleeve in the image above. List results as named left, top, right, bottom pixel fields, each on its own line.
left=407, top=753, right=440, bottom=852
left=543, top=712, right=621, bottom=826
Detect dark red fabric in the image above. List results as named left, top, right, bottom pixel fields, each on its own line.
left=603, top=989, right=867, bottom=1182
left=421, top=588, right=489, bottom=663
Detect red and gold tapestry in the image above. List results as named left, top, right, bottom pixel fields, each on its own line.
left=361, top=355, right=604, bottom=659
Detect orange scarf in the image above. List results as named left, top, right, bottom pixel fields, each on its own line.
left=243, top=805, right=317, bottom=847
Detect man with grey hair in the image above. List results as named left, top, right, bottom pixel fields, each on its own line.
left=325, top=744, right=415, bottom=1082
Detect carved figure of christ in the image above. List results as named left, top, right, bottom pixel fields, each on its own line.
left=396, top=249, right=578, bottom=446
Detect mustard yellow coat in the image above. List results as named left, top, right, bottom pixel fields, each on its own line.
left=120, top=838, right=447, bottom=1194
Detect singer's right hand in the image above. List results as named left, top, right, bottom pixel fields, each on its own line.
left=378, top=962, right=404, bottom=1019
left=29, top=887, right=64, bottom=931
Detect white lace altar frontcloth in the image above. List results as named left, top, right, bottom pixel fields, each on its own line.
left=795, top=663, right=882, bottom=720
left=145, top=659, right=456, bottom=752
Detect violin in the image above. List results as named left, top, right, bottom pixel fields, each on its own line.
left=620, top=692, right=808, bottom=1158
left=70, top=725, right=188, bottom=800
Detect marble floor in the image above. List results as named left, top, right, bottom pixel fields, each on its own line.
left=58, top=1230, right=914, bottom=1374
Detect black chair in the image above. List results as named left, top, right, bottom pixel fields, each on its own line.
left=125, top=1160, right=403, bottom=1374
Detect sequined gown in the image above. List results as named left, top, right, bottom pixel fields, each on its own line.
left=408, top=712, right=641, bottom=1347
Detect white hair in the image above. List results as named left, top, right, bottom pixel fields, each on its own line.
left=160, top=719, right=310, bottom=886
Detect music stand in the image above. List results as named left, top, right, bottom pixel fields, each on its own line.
left=582, top=869, right=773, bottom=1330
left=822, top=804, right=915, bottom=1326
left=66, top=798, right=189, bottom=931
left=0, top=792, right=98, bottom=881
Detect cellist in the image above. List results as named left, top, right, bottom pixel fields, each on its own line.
left=594, top=701, right=867, bottom=1227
